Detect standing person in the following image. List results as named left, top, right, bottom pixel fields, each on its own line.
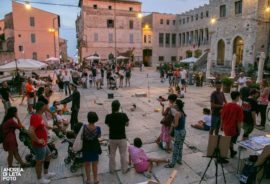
left=62, top=71, right=72, bottom=96
left=221, top=91, right=243, bottom=159
left=240, top=79, right=252, bottom=102
left=209, top=81, right=227, bottom=135
left=118, top=69, right=124, bottom=88
left=237, top=72, right=247, bottom=89
left=241, top=89, right=258, bottom=139
left=83, top=112, right=102, bottom=184
left=105, top=100, right=129, bottom=174
left=59, top=83, right=80, bottom=130
left=95, top=66, right=102, bottom=90
left=125, top=66, right=131, bottom=87
left=165, top=97, right=187, bottom=168
left=25, top=78, right=36, bottom=114
left=180, top=68, right=187, bottom=92
left=2, top=107, right=28, bottom=168
left=0, top=81, right=14, bottom=114
left=29, top=102, right=56, bottom=184
left=256, top=80, right=270, bottom=130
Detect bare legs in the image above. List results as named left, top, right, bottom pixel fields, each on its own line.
left=85, top=161, right=99, bottom=184
left=7, top=149, right=26, bottom=167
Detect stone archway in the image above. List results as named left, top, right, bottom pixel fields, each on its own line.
left=233, top=36, right=244, bottom=65
left=217, top=39, right=225, bottom=65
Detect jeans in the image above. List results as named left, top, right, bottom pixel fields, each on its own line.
left=109, top=139, right=128, bottom=173
left=258, top=105, right=268, bottom=126
left=171, top=129, right=186, bottom=165
left=70, top=110, right=79, bottom=130
left=64, top=81, right=71, bottom=96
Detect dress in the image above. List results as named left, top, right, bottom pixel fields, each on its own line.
left=82, top=125, right=101, bottom=162
left=3, top=118, right=21, bottom=151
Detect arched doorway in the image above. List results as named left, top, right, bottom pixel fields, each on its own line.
left=233, top=36, right=244, bottom=65
left=217, top=39, right=225, bottom=65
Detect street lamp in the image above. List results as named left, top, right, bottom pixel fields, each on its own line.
left=266, top=7, right=270, bottom=13
left=48, top=17, right=58, bottom=57
left=24, top=1, right=31, bottom=10
left=210, top=17, right=216, bottom=25
left=137, top=13, right=143, bottom=19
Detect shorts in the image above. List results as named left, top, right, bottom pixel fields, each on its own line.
left=27, top=98, right=34, bottom=105
left=135, top=161, right=150, bottom=173
left=3, top=100, right=11, bottom=111
left=181, top=79, right=186, bottom=85
left=211, top=115, right=221, bottom=129
left=33, top=146, right=51, bottom=161
left=203, top=124, right=210, bottom=131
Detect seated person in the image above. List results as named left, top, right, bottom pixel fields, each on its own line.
left=128, top=137, right=169, bottom=178
left=62, top=103, right=70, bottom=115
left=191, top=108, right=211, bottom=131
left=55, top=108, right=69, bottom=127
left=50, top=101, right=58, bottom=114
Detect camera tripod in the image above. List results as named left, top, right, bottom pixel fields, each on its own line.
left=199, top=135, right=227, bottom=184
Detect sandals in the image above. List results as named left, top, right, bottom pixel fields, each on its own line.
left=164, top=163, right=175, bottom=168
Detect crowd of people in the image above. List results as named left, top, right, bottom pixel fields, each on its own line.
left=0, top=63, right=270, bottom=184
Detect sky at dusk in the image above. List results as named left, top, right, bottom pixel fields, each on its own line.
left=0, top=0, right=209, bottom=58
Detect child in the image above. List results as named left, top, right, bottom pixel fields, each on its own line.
left=62, top=103, right=70, bottom=115
left=179, top=87, right=185, bottom=98
left=50, top=101, right=58, bottom=114
left=191, top=108, right=211, bottom=131
left=128, top=138, right=169, bottom=178
left=56, top=108, right=69, bottom=127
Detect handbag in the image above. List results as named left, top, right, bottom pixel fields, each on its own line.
left=73, top=125, right=84, bottom=152
left=160, top=108, right=174, bottom=127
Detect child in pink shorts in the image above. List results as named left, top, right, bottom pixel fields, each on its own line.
left=128, top=137, right=169, bottom=178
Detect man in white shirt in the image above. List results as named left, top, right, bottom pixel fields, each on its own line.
left=180, top=68, right=187, bottom=92
left=62, top=71, right=71, bottom=96
left=237, top=72, right=247, bottom=89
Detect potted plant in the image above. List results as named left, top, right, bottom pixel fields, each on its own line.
left=221, top=77, right=234, bottom=93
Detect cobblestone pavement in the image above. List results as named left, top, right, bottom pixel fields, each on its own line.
left=0, top=68, right=269, bottom=184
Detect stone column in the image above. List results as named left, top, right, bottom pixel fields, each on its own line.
left=206, top=52, right=211, bottom=79
left=256, top=52, right=265, bottom=83
left=230, top=54, right=236, bottom=78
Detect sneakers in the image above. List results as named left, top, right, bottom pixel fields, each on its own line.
left=164, top=163, right=175, bottom=168
left=44, top=172, right=56, bottom=179
left=37, top=178, right=50, bottom=184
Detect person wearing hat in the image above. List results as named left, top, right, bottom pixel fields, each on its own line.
left=59, top=82, right=80, bottom=130
left=29, top=101, right=56, bottom=184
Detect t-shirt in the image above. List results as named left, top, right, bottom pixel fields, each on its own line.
left=238, top=77, right=247, bottom=88
left=0, top=87, right=10, bottom=101
left=221, top=103, right=243, bottom=136
left=30, top=114, right=48, bottom=147
left=105, top=112, right=129, bottom=139
left=242, top=98, right=257, bottom=125
left=240, top=86, right=250, bottom=102
left=203, top=115, right=211, bottom=127
left=38, top=95, right=49, bottom=105
left=25, top=83, right=34, bottom=94
left=181, top=70, right=187, bottom=79
left=128, top=145, right=148, bottom=165
left=211, top=91, right=226, bottom=116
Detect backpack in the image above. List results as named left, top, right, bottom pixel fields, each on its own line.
left=239, top=162, right=257, bottom=184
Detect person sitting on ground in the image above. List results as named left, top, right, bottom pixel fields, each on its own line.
left=49, top=101, right=58, bottom=114
left=61, top=103, right=70, bottom=115
left=128, top=137, right=169, bottom=178
left=55, top=108, right=69, bottom=128
left=178, top=87, right=185, bottom=98
left=191, top=108, right=211, bottom=131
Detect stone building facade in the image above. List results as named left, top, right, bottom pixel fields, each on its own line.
left=59, top=38, right=68, bottom=62
left=76, top=0, right=142, bottom=63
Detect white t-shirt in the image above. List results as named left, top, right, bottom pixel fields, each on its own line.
left=56, top=114, right=65, bottom=122
left=238, top=77, right=246, bottom=88
left=203, top=115, right=211, bottom=127
left=181, top=70, right=187, bottom=79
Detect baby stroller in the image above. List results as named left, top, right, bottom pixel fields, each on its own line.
left=109, top=76, right=117, bottom=90
left=19, top=128, right=58, bottom=167
left=62, top=123, right=83, bottom=173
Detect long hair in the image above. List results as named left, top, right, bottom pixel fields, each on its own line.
left=1, top=107, right=17, bottom=125
left=175, top=99, right=186, bottom=117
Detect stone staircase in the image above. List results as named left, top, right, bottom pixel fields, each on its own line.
left=193, top=51, right=208, bottom=71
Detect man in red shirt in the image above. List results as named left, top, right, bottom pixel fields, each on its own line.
left=221, top=91, right=243, bottom=158
left=29, top=102, right=55, bottom=184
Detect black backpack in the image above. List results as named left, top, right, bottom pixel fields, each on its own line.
left=239, top=162, right=257, bottom=184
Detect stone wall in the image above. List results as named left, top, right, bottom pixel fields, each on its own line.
left=0, top=52, right=15, bottom=65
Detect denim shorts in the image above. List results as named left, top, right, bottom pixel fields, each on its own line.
left=211, top=115, right=221, bottom=129
left=33, top=146, right=51, bottom=161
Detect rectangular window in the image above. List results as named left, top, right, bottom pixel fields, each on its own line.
left=201, top=12, right=204, bottom=19
left=107, top=19, right=114, bottom=28
left=32, top=52, right=37, bottom=60
left=94, top=33, right=98, bottom=42
left=179, top=19, right=182, bottom=25
left=129, top=33, right=134, bottom=43
left=148, top=35, right=151, bottom=43
left=187, top=17, right=189, bottom=23
left=172, top=34, right=176, bottom=47
left=179, top=34, right=182, bottom=46
left=166, top=20, right=170, bottom=25
left=173, top=20, right=176, bottom=25
left=144, top=35, right=147, bottom=43
left=30, top=17, right=35, bottom=27
left=220, top=5, right=226, bottom=17
left=129, top=20, right=134, bottom=29
left=31, top=33, right=36, bottom=43
left=196, top=14, right=198, bottom=20
left=165, top=33, right=170, bottom=47
left=206, top=11, right=209, bottom=17
left=158, top=56, right=164, bottom=62
left=18, top=45, right=23, bottom=52
left=159, top=33, right=164, bottom=47
left=191, top=16, right=194, bottom=21
left=108, top=5, right=112, bottom=10
left=182, top=33, right=185, bottom=45
left=160, top=19, right=163, bottom=24
left=109, top=33, right=113, bottom=43
left=171, top=56, right=177, bottom=62
left=93, top=4, right=97, bottom=9
left=183, top=19, right=185, bottom=24
left=129, top=7, right=133, bottom=11
left=235, top=0, right=242, bottom=15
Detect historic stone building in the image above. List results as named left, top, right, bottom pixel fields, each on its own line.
left=76, top=0, right=142, bottom=63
